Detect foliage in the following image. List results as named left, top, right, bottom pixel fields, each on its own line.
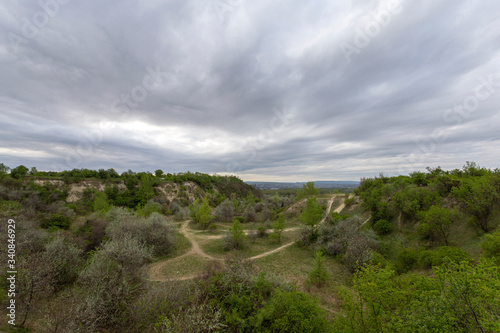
left=40, top=213, right=71, bottom=230
left=92, top=191, right=110, bottom=215
left=334, top=260, right=500, bottom=333
left=10, top=165, right=29, bottom=179
left=482, top=228, right=500, bottom=263
left=270, top=214, right=286, bottom=243
left=224, top=220, right=246, bottom=250
left=418, top=246, right=472, bottom=269
left=253, top=289, right=332, bottom=332
left=373, top=219, right=392, bottom=235
left=296, top=181, right=319, bottom=200
left=201, top=258, right=330, bottom=332
left=106, top=208, right=176, bottom=257
left=299, top=197, right=324, bottom=226
left=215, top=199, right=235, bottom=222
left=452, top=176, right=499, bottom=232
left=135, top=199, right=162, bottom=218
left=243, top=204, right=257, bottom=223
left=189, top=196, right=212, bottom=228
left=417, top=206, right=458, bottom=245
left=307, top=250, right=329, bottom=287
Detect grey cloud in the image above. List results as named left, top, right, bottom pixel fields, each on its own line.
left=1, top=0, right=499, bottom=180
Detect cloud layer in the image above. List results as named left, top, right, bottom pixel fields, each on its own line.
left=1, top=0, right=499, bottom=181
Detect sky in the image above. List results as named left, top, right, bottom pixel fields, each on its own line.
left=0, top=0, right=499, bottom=182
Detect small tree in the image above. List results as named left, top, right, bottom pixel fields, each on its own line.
left=299, top=197, right=324, bottom=226
left=270, top=214, right=286, bottom=243
left=93, top=191, right=110, bottom=215
left=189, top=196, right=211, bottom=228
left=308, top=250, right=329, bottom=287
left=225, top=219, right=246, bottom=250
left=154, top=169, right=163, bottom=177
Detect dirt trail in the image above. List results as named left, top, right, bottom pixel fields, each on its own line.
left=180, top=220, right=218, bottom=260
left=148, top=220, right=220, bottom=282
left=148, top=194, right=349, bottom=281
left=284, top=198, right=307, bottom=213
left=249, top=194, right=344, bottom=261
left=248, top=241, right=296, bottom=260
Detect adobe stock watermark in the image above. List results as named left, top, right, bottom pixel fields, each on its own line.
left=209, top=0, right=242, bottom=22
left=7, top=0, right=74, bottom=55
left=226, top=108, right=294, bottom=173
left=51, top=65, right=173, bottom=171
left=339, top=0, right=404, bottom=64
left=398, top=74, right=500, bottom=175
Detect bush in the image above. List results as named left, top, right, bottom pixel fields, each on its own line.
left=43, top=236, right=83, bottom=288
left=223, top=220, right=246, bottom=251
left=154, top=303, right=227, bottom=333
left=254, top=289, right=332, bottom=332
left=373, top=219, right=393, bottom=235
left=75, top=250, right=143, bottom=331
left=482, top=229, right=500, bottom=263
left=106, top=208, right=176, bottom=257
left=243, top=204, right=257, bottom=223
left=199, top=257, right=332, bottom=332
left=40, top=213, right=71, bottom=230
left=344, top=235, right=375, bottom=273
left=260, top=207, right=274, bottom=222
left=215, top=199, right=234, bottom=222
left=76, top=216, right=108, bottom=253
left=298, top=225, right=318, bottom=246
left=136, top=200, right=162, bottom=217
left=257, top=224, right=268, bottom=238
left=394, top=247, right=419, bottom=274
left=344, top=196, right=356, bottom=207
left=419, top=246, right=472, bottom=269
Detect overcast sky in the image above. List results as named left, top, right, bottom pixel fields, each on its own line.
left=1, top=0, right=499, bottom=181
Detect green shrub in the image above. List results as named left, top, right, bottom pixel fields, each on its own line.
left=373, top=219, right=393, bottom=235
left=394, top=247, right=419, bottom=274
left=40, top=213, right=71, bottom=230
left=254, top=290, right=332, bottom=332
left=208, top=223, right=218, bottom=233
left=482, top=229, right=500, bottom=263
left=419, top=246, right=472, bottom=268
left=307, top=251, right=329, bottom=287
left=257, top=225, right=268, bottom=238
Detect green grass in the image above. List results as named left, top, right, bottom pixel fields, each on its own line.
left=198, top=229, right=301, bottom=259
left=159, top=254, right=209, bottom=279
left=253, top=243, right=350, bottom=314
left=158, top=233, right=191, bottom=260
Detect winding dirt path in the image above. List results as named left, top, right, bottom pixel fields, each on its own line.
left=148, top=220, right=221, bottom=282
left=148, top=194, right=350, bottom=281
left=180, top=220, right=218, bottom=260
left=248, top=194, right=346, bottom=261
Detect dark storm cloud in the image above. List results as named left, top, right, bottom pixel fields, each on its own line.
left=1, top=0, right=499, bottom=180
